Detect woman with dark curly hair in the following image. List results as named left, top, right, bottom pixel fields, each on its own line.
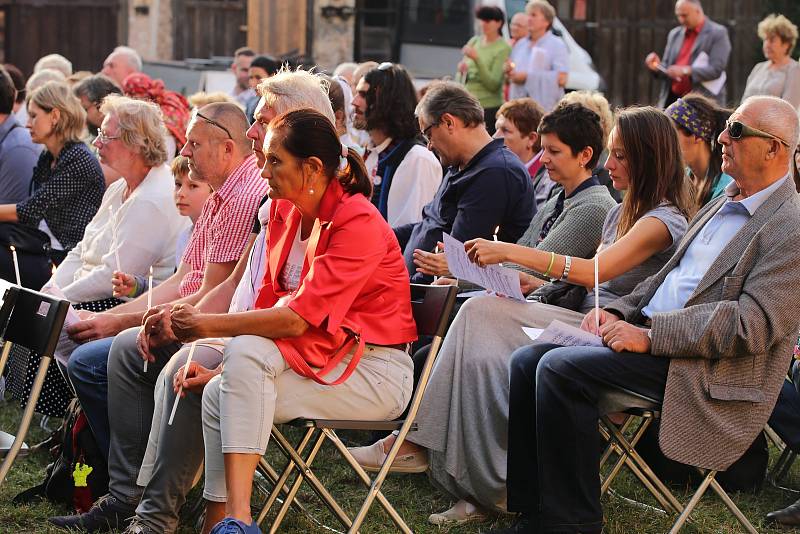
left=352, top=63, right=442, bottom=226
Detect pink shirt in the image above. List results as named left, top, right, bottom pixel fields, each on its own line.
left=179, top=155, right=268, bottom=297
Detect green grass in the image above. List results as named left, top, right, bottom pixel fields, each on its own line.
left=1, top=402, right=800, bottom=533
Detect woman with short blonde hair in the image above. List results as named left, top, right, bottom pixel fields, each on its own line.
left=0, top=80, right=104, bottom=280
left=100, top=94, right=169, bottom=167
left=743, top=14, right=800, bottom=109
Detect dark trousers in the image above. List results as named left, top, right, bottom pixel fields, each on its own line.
left=507, top=343, right=670, bottom=533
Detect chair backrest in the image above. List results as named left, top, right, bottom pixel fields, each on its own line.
left=2, top=286, right=69, bottom=357
left=409, top=284, right=458, bottom=338
left=0, top=283, right=18, bottom=336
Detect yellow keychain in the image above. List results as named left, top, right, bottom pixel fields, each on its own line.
left=73, top=463, right=93, bottom=487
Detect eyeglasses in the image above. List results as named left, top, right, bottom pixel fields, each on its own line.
left=195, top=111, right=233, bottom=140
left=421, top=122, right=439, bottom=144
left=725, top=120, right=789, bottom=147
left=95, top=129, right=120, bottom=144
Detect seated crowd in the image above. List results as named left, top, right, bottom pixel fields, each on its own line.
left=3, top=16, right=800, bottom=534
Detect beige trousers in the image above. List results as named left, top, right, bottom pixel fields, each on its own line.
left=201, top=335, right=413, bottom=501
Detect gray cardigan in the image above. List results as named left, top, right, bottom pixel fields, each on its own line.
left=511, top=183, right=617, bottom=276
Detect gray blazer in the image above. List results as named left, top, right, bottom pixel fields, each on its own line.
left=656, top=17, right=731, bottom=108
left=606, top=177, right=800, bottom=471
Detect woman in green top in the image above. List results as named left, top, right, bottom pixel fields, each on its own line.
left=665, top=92, right=734, bottom=209
left=458, top=6, right=511, bottom=135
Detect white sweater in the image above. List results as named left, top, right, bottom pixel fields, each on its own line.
left=53, top=164, right=190, bottom=303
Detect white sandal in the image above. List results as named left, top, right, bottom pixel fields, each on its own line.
left=347, top=438, right=428, bottom=473
left=428, top=499, right=487, bottom=525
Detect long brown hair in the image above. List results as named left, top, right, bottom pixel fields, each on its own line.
left=269, top=108, right=372, bottom=197
left=614, top=106, right=694, bottom=240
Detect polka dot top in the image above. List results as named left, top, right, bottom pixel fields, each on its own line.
left=17, top=141, right=105, bottom=250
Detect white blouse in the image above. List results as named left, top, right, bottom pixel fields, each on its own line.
left=52, top=164, right=190, bottom=303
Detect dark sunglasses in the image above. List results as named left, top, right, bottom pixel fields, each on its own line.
left=726, top=120, right=789, bottom=147
left=195, top=111, right=233, bottom=140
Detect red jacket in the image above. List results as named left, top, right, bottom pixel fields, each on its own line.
left=254, top=179, right=417, bottom=385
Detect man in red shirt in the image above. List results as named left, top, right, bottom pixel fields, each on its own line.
left=644, top=0, right=731, bottom=108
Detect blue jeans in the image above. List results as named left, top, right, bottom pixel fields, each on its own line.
left=67, top=337, right=115, bottom=460
left=506, top=343, right=669, bottom=533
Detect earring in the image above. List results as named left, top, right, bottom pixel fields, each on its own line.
left=309, top=188, right=315, bottom=194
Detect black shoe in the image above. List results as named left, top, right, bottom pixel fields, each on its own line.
left=767, top=498, right=800, bottom=526
left=120, top=517, right=159, bottom=534
left=48, top=494, right=136, bottom=532
left=483, top=514, right=535, bottom=534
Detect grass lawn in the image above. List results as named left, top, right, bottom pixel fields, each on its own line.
left=1, top=402, right=800, bottom=533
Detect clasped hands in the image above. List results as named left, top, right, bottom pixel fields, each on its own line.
left=137, top=302, right=220, bottom=396
left=581, top=308, right=651, bottom=353
left=136, top=302, right=208, bottom=363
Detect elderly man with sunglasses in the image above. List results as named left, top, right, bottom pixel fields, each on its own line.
left=491, top=95, right=800, bottom=534
left=52, top=102, right=268, bottom=533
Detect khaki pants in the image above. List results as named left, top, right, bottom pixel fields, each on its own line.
left=201, top=335, right=413, bottom=501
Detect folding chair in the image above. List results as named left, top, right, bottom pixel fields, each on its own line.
left=597, top=387, right=758, bottom=533
left=257, top=283, right=457, bottom=533
left=0, top=285, right=69, bottom=487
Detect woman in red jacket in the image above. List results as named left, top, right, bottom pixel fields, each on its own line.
left=168, top=108, right=417, bottom=534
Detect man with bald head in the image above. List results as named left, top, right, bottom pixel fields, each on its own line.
left=52, top=102, right=269, bottom=533
left=645, top=0, right=731, bottom=108
left=494, top=96, right=800, bottom=534
left=102, top=46, right=143, bottom=87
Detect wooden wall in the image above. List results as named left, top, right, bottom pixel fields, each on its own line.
left=561, top=0, right=766, bottom=107
left=173, top=0, right=247, bottom=60
left=247, top=0, right=308, bottom=57
left=0, top=0, right=122, bottom=76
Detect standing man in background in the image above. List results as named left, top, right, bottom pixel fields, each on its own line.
left=229, top=47, right=255, bottom=108
left=645, top=0, right=731, bottom=108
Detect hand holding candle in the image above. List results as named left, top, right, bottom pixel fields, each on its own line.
left=167, top=341, right=197, bottom=426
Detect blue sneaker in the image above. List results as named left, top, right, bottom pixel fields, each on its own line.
left=209, top=518, right=263, bottom=534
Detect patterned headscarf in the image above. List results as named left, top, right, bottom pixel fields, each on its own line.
left=122, top=72, right=190, bottom=148
left=665, top=98, right=714, bottom=143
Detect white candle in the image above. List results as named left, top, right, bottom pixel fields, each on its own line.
left=9, top=245, right=20, bottom=286
left=144, top=265, right=154, bottom=372
left=167, top=341, right=197, bottom=426
left=594, top=254, right=600, bottom=334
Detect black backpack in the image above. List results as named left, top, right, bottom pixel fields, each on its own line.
left=13, top=399, right=108, bottom=512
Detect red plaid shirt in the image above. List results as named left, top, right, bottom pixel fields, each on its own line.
left=179, top=155, right=267, bottom=297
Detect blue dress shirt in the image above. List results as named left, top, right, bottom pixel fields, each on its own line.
left=642, top=176, right=788, bottom=317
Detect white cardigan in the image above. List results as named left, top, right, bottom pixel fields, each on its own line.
left=53, top=164, right=190, bottom=303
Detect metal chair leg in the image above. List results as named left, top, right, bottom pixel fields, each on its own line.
left=269, top=430, right=333, bottom=534
left=668, top=470, right=715, bottom=534
left=600, top=416, right=652, bottom=495
left=0, top=353, right=50, bottom=486
left=256, top=457, right=309, bottom=518
left=257, top=426, right=316, bottom=525
left=707, top=475, right=758, bottom=534
left=268, top=426, right=353, bottom=533
left=321, top=429, right=411, bottom=534
left=601, top=415, right=684, bottom=515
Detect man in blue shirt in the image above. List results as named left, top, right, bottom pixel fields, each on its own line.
left=394, top=81, right=535, bottom=283
left=0, top=66, right=38, bottom=204
left=493, top=95, right=800, bottom=534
